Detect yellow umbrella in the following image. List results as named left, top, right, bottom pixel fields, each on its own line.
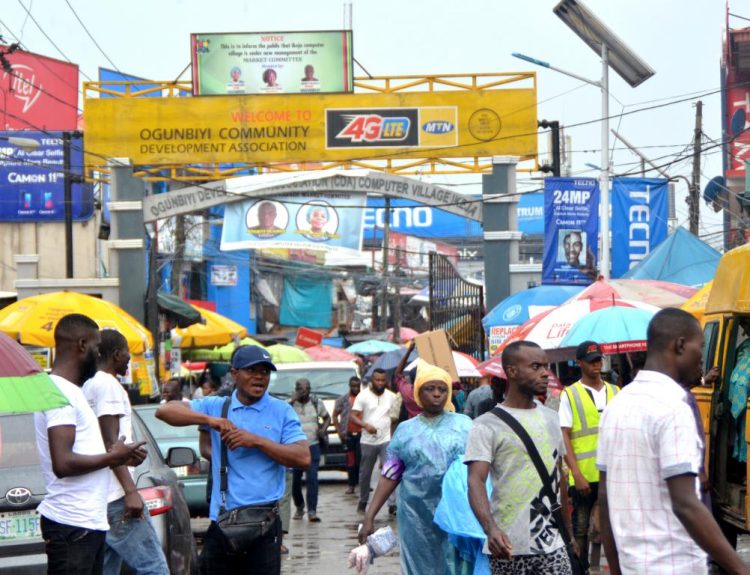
left=681, top=280, right=713, bottom=325
left=0, top=291, right=153, bottom=354
left=175, top=307, right=248, bottom=348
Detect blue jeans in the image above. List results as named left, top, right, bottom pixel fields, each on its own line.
left=292, top=443, right=320, bottom=513
left=41, top=515, right=106, bottom=575
left=103, top=495, right=169, bottom=575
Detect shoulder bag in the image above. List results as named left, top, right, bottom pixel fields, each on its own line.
left=215, top=397, right=280, bottom=553
left=490, top=406, right=585, bottom=575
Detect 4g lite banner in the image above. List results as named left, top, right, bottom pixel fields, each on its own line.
left=611, top=177, right=668, bottom=278
left=191, top=31, right=353, bottom=96
left=542, top=178, right=599, bottom=285
left=221, top=193, right=366, bottom=254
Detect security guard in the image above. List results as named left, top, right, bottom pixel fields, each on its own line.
left=560, top=341, right=619, bottom=574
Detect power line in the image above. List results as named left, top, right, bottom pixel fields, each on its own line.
left=63, top=0, right=120, bottom=73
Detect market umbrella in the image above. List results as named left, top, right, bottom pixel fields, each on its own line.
left=573, top=278, right=697, bottom=309
left=477, top=357, right=506, bottom=378
left=482, top=285, right=584, bottom=332
left=156, top=291, right=202, bottom=328
left=406, top=351, right=482, bottom=378
left=175, top=308, right=248, bottom=348
left=347, top=340, right=401, bottom=355
left=305, top=345, right=356, bottom=362
left=559, top=306, right=657, bottom=354
left=364, top=348, right=419, bottom=379
left=183, top=336, right=266, bottom=362
left=0, top=330, right=69, bottom=414
left=0, top=291, right=153, bottom=354
left=681, top=281, right=713, bottom=324
left=386, top=327, right=419, bottom=342
left=266, top=344, right=311, bottom=364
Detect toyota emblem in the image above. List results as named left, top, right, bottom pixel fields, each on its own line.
left=6, top=487, right=32, bottom=506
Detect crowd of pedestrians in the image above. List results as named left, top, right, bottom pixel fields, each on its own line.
left=30, top=308, right=750, bottom=575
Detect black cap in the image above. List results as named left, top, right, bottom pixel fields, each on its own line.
left=576, top=341, right=603, bottom=362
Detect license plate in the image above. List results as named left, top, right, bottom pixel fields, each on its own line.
left=0, top=509, right=42, bottom=540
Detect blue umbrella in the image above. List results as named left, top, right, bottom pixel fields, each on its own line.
left=559, top=306, right=655, bottom=350
left=482, top=285, right=584, bottom=333
left=365, top=348, right=419, bottom=379
left=347, top=339, right=401, bottom=355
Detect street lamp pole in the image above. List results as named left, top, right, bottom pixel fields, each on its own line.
left=62, top=131, right=83, bottom=279
left=600, top=44, right=611, bottom=279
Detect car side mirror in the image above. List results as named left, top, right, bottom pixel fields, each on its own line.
left=166, top=446, right=198, bottom=468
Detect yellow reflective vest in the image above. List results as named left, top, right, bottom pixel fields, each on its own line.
left=565, top=380, right=619, bottom=485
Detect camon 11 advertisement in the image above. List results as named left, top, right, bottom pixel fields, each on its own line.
left=191, top=30, right=353, bottom=96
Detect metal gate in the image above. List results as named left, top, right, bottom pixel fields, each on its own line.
left=428, top=252, right=485, bottom=361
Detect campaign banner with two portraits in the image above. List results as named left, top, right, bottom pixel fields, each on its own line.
left=221, top=193, right=366, bottom=254
left=542, top=178, right=600, bottom=285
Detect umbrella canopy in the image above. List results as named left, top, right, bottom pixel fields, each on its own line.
left=365, top=348, right=419, bottom=379
left=0, top=291, right=153, bottom=354
left=386, top=327, right=419, bottom=342
left=305, top=345, right=356, bottom=362
left=156, top=291, right=202, bottom=328
left=175, top=308, right=248, bottom=348
left=482, top=285, right=584, bottom=332
left=183, top=336, right=266, bottom=362
left=477, top=357, right=506, bottom=379
left=573, top=278, right=697, bottom=309
left=406, top=351, right=482, bottom=379
left=681, top=280, right=713, bottom=324
left=266, top=344, right=311, bottom=364
left=347, top=340, right=401, bottom=355
left=0, top=330, right=69, bottom=414
left=496, top=298, right=660, bottom=355
left=560, top=306, right=656, bottom=354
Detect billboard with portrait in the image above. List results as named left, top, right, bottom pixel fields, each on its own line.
left=542, top=178, right=599, bottom=285
left=221, top=193, right=365, bottom=254
left=191, top=30, right=353, bottom=96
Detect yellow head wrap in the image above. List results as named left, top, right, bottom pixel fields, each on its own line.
left=413, top=359, right=454, bottom=412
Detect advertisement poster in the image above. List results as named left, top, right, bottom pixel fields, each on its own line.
left=0, top=131, right=93, bottom=222
left=192, top=30, right=353, bottom=96
left=542, top=178, right=599, bottom=285
left=211, top=264, right=238, bottom=286
left=489, top=325, right=518, bottom=355
left=221, top=193, right=366, bottom=254
left=611, top=177, right=668, bottom=278
left=387, top=231, right=458, bottom=272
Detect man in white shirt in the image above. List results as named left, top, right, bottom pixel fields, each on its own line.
left=597, top=308, right=750, bottom=575
left=83, top=329, right=168, bottom=574
left=35, top=314, right=146, bottom=575
left=350, top=368, right=398, bottom=514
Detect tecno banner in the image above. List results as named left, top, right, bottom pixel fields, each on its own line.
left=84, top=87, right=538, bottom=165
left=0, top=48, right=79, bottom=130
left=611, top=177, right=668, bottom=278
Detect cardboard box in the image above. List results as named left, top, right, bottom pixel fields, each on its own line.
left=414, top=329, right=458, bottom=381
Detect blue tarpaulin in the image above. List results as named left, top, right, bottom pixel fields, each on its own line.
left=621, top=227, right=720, bottom=287
left=279, top=276, right=333, bottom=328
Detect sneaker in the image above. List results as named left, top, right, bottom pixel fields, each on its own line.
left=388, top=505, right=397, bottom=516
left=308, top=512, right=321, bottom=522
left=357, top=502, right=367, bottom=513
left=280, top=544, right=289, bottom=554
left=345, top=486, right=355, bottom=494
left=293, top=507, right=304, bottom=520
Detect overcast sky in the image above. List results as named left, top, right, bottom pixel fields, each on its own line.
left=0, top=0, right=737, bottom=248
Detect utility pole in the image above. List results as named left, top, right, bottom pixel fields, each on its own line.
left=62, top=131, right=83, bottom=278
left=690, top=100, right=703, bottom=235
left=171, top=215, right=185, bottom=296
left=392, top=247, right=401, bottom=342
left=379, top=198, right=390, bottom=332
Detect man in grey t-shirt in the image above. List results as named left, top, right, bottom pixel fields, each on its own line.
left=465, top=341, right=574, bottom=575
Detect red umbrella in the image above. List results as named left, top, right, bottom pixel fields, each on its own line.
left=305, top=345, right=356, bottom=362
left=573, top=278, right=697, bottom=308
left=477, top=357, right=505, bottom=378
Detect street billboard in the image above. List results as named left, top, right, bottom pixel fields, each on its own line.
left=542, top=178, right=599, bottom=285
left=364, top=198, right=482, bottom=241
left=191, top=31, right=353, bottom=96
left=517, top=192, right=544, bottom=235
left=84, top=88, right=538, bottom=165
left=387, top=231, right=458, bottom=272
left=0, top=48, right=79, bottom=130
left=725, top=84, right=750, bottom=177
left=221, top=193, right=366, bottom=254
left=0, top=130, right=93, bottom=222
left=611, top=177, right=668, bottom=278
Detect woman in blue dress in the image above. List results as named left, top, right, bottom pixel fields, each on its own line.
left=359, top=360, right=473, bottom=574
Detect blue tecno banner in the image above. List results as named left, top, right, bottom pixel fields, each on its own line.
left=363, top=198, right=482, bottom=241
left=611, top=177, right=669, bottom=278
left=221, top=193, right=366, bottom=253
left=0, top=131, right=93, bottom=222
left=542, top=178, right=600, bottom=285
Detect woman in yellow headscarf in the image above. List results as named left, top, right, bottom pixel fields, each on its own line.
left=359, top=360, right=472, bottom=574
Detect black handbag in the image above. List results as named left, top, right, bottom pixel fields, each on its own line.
left=215, top=397, right=279, bottom=553
left=491, top=407, right=586, bottom=575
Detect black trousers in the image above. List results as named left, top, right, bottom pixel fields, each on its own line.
left=346, top=433, right=362, bottom=488
left=41, top=515, right=106, bottom=575
left=200, top=516, right=281, bottom=575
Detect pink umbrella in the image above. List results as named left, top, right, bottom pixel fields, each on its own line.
left=477, top=357, right=505, bottom=378
left=406, top=351, right=481, bottom=378
left=386, top=327, right=419, bottom=342
left=573, top=278, right=697, bottom=308
left=304, top=345, right=356, bottom=362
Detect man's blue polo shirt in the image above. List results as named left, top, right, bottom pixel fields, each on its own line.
left=191, top=390, right=306, bottom=520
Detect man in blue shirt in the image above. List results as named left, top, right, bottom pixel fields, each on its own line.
left=156, top=345, right=309, bottom=574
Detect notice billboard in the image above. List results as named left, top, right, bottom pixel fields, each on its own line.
left=84, top=88, right=538, bottom=165
left=221, top=193, right=366, bottom=254
left=542, top=178, right=599, bottom=285
left=191, top=30, right=353, bottom=96
left=0, top=131, right=93, bottom=222
left=0, top=48, right=79, bottom=130
left=611, top=177, right=668, bottom=278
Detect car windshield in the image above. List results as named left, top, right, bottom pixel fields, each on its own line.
left=135, top=406, right=199, bottom=439
left=0, top=414, right=39, bottom=469
left=269, top=368, right=356, bottom=399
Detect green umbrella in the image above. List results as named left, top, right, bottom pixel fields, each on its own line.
left=266, top=344, right=311, bottom=364
left=184, top=337, right=267, bottom=362
left=0, top=331, right=68, bottom=414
